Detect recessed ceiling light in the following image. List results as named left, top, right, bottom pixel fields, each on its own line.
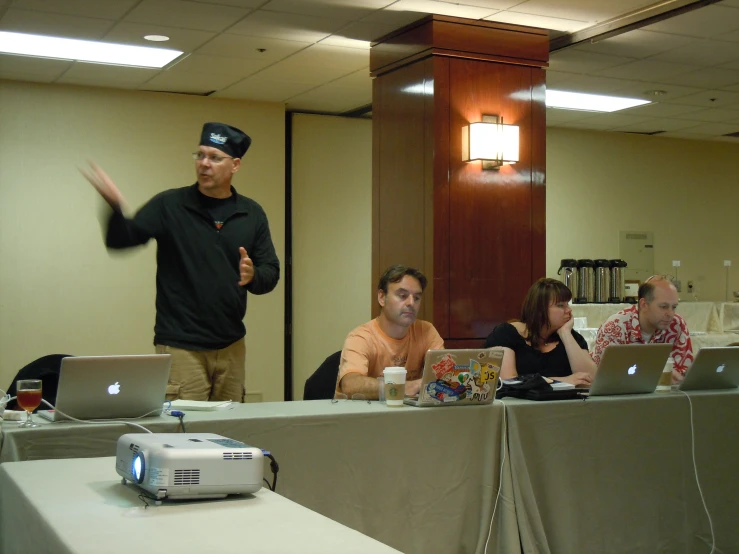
left=0, top=31, right=182, bottom=68
left=546, top=89, right=651, bottom=112
left=644, top=90, right=667, bottom=96
left=144, top=35, right=170, bottom=42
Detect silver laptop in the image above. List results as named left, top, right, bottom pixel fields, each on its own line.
left=679, top=347, right=739, bottom=391
left=587, top=344, right=672, bottom=396
left=38, top=354, right=171, bottom=421
left=404, top=348, right=503, bottom=407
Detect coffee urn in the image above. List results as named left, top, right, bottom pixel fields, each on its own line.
left=576, top=259, right=595, bottom=304
left=593, top=259, right=611, bottom=303
left=557, top=259, right=579, bottom=300
left=609, top=259, right=627, bottom=303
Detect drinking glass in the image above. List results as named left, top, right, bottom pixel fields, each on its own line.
left=16, top=379, right=43, bottom=428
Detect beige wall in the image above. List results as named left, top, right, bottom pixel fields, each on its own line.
left=546, top=127, right=739, bottom=301
left=0, top=80, right=285, bottom=400
left=291, top=114, right=372, bottom=399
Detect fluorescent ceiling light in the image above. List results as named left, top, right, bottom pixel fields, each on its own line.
left=546, top=89, right=651, bottom=112
left=0, top=31, right=182, bottom=68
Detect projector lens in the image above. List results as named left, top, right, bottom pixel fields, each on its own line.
left=132, top=452, right=145, bottom=483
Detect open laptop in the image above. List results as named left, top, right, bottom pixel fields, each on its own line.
left=404, top=348, right=503, bottom=407
left=679, top=347, right=739, bottom=391
left=38, top=354, right=171, bottom=421
left=586, top=344, right=672, bottom=396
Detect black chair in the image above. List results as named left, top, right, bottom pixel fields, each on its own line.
left=303, top=350, right=341, bottom=400
left=6, top=354, right=73, bottom=411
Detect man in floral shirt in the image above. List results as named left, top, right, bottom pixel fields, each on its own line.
left=592, top=276, right=693, bottom=384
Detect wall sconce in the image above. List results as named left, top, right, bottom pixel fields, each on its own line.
left=466, top=115, right=519, bottom=170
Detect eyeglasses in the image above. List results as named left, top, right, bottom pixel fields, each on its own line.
left=192, top=152, right=234, bottom=164
left=331, top=393, right=370, bottom=404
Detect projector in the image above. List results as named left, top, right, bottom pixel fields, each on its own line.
left=116, top=433, right=264, bottom=501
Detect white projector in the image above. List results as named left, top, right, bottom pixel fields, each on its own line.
left=116, top=433, right=264, bottom=501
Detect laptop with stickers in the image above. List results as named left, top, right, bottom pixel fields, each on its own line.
left=37, top=354, right=171, bottom=422
left=403, top=348, right=503, bottom=407
left=679, top=347, right=739, bottom=391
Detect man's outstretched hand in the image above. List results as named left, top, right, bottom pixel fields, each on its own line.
left=79, top=162, right=127, bottom=209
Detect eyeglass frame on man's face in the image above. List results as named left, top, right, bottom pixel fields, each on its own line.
left=192, top=151, right=235, bottom=164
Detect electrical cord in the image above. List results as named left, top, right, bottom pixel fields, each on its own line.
left=676, top=390, right=716, bottom=554
left=167, top=410, right=187, bottom=432
left=262, top=450, right=279, bottom=492
left=484, top=397, right=507, bottom=554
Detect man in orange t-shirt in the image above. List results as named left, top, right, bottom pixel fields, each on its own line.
left=336, top=265, right=444, bottom=399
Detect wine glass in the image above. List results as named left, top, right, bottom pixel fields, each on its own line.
left=16, top=379, right=43, bottom=428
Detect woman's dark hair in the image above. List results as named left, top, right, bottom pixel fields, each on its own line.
left=520, top=278, right=572, bottom=349
left=377, top=265, right=427, bottom=293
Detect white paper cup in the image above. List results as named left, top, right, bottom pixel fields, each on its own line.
left=657, top=359, right=673, bottom=392
left=383, top=367, right=407, bottom=406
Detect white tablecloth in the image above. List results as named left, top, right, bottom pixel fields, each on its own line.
left=0, top=456, right=403, bottom=554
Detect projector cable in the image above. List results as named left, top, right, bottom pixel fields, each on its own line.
left=262, top=450, right=279, bottom=492
left=168, top=410, right=187, bottom=432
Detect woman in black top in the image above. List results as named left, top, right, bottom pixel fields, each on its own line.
left=484, top=278, right=596, bottom=385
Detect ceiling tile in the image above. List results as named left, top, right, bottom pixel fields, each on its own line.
left=0, top=7, right=113, bottom=39
left=56, top=62, right=159, bottom=88
left=485, top=11, right=588, bottom=33
left=672, top=107, right=739, bottom=123
left=384, top=0, right=500, bottom=19
left=286, top=72, right=371, bottom=112
left=9, top=0, right=138, bottom=19
left=509, top=0, right=652, bottom=22
left=103, top=22, right=215, bottom=51
left=669, top=89, right=739, bottom=108
left=550, top=121, right=615, bottom=131
left=548, top=49, right=635, bottom=74
left=123, top=0, right=251, bottom=33
left=331, top=19, right=412, bottom=43
left=648, top=39, right=739, bottom=67
left=568, top=112, right=652, bottom=128
left=544, top=70, right=578, bottom=87
left=548, top=73, right=638, bottom=94
left=196, top=34, right=311, bottom=62
left=260, top=0, right=390, bottom=20
left=655, top=67, right=739, bottom=89
left=214, top=74, right=313, bottom=102
left=642, top=5, right=739, bottom=38
left=608, top=118, right=700, bottom=133
left=573, top=30, right=696, bottom=59
left=0, top=52, right=71, bottom=80
left=227, top=9, right=346, bottom=42
left=186, top=0, right=265, bottom=7
left=253, top=43, right=368, bottom=85
left=619, top=102, right=704, bottom=118
left=545, top=108, right=596, bottom=123
left=671, top=121, right=739, bottom=135
left=594, top=59, right=699, bottom=81
left=141, top=68, right=241, bottom=94
left=168, top=53, right=270, bottom=77
left=607, top=80, right=701, bottom=101
left=318, top=35, right=370, bottom=49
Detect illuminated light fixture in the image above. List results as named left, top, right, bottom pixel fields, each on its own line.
left=546, top=89, right=651, bottom=112
left=0, top=31, right=183, bottom=68
left=466, top=115, right=519, bottom=170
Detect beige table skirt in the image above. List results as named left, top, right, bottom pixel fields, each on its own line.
left=0, top=400, right=515, bottom=554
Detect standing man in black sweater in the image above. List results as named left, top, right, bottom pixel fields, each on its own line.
left=81, top=122, right=280, bottom=402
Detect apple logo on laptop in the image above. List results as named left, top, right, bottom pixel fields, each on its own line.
left=716, top=364, right=726, bottom=373
left=627, top=364, right=637, bottom=375
left=107, top=382, right=121, bottom=395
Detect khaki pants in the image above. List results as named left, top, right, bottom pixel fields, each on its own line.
left=156, top=338, right=246, bottom=402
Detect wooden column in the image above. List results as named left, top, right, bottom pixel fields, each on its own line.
left=370, top=15, right=549, bottom=347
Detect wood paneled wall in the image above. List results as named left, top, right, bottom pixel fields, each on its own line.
left=371, top=15, right=548, bottom=347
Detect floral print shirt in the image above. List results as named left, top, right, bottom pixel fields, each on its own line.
left=592, top=304, right=694, bottom=374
